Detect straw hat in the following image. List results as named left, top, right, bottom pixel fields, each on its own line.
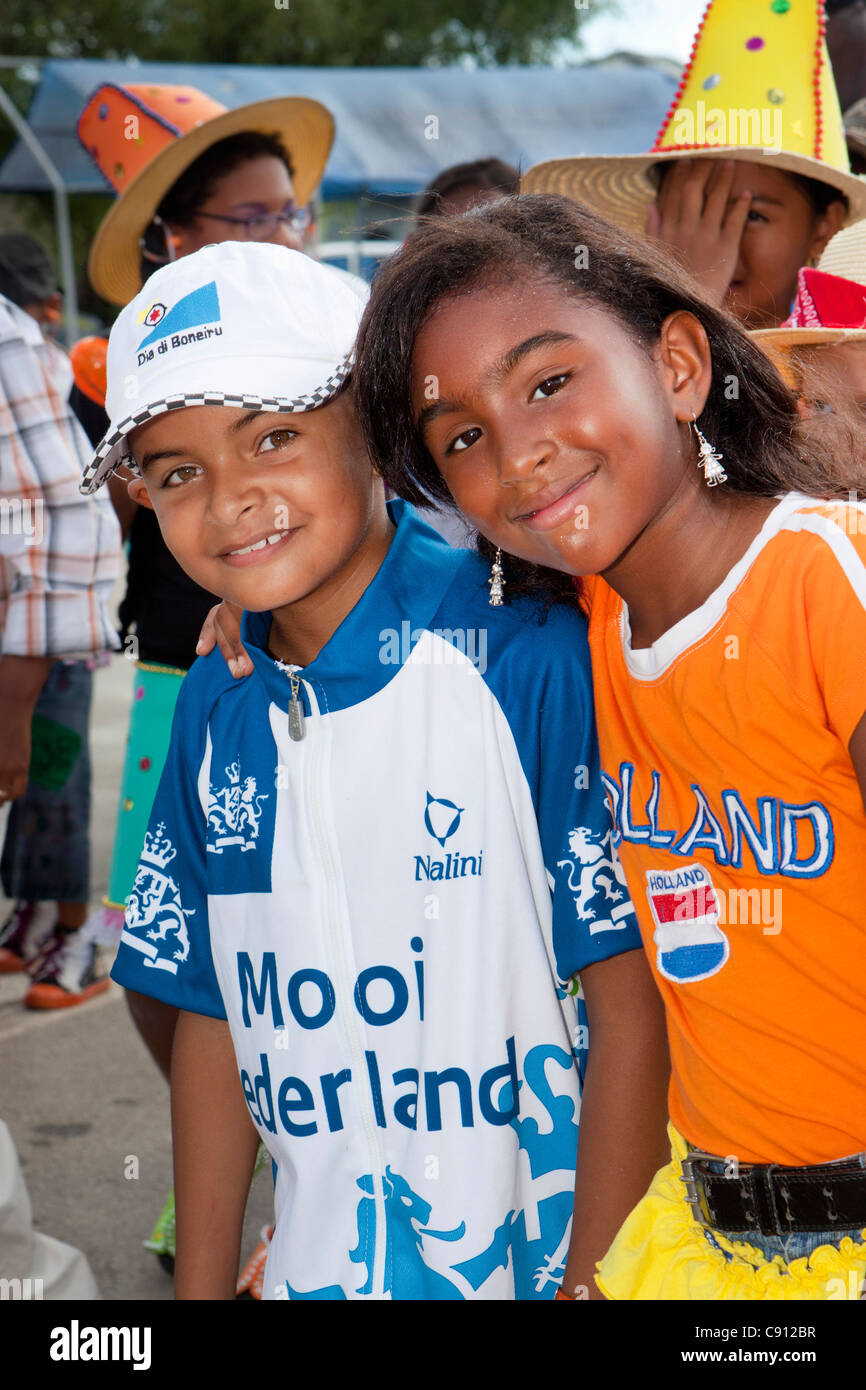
left=752, top=218, right=866, bottom=346
left=79, top=84, right=335, bottom=306
left=522, top=0, right=866, bottom=233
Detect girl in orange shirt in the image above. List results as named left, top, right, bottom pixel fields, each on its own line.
left=351, top=192, right=866, bottom=1300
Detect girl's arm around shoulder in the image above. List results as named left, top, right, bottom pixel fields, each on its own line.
left=195, top=600, right=252, bottom=678
left=562, top=947, right=670, bottom=1300
left=171, top=1009, right=262, bottom=1299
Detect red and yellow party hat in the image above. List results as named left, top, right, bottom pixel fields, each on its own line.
left=523, top=0, right=866, bottom=233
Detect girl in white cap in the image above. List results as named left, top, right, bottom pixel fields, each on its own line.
left=81, top=238, right=669, bottom=1300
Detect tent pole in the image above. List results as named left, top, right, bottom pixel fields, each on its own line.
left=0, top=80, right=79, bottom=347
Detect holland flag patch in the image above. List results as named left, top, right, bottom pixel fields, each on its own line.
left=645, top=861, right=729, bottom=984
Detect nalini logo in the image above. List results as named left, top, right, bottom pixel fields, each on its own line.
left=424, top=792, right=463, bottom=846
left=415, top=792, right=482, bottom=881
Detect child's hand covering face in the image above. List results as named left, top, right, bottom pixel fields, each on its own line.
left=646, top=159, right=752, bottom=310
left=127, top=394, right=381, bottom=618
left=650, top=160, right=846, bottom=330
left=412, top=280, right=709, bottom=581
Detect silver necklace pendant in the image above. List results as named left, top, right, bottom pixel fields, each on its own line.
left=287, top=671, right=305, bottom=741
left=275, top=658, right=306, bottom=741
left=288, top=692, right=305, bottom=742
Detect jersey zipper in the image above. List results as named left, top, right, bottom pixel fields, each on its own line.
left=301, top=678, right=389, bottom=1298
left=274, top=659, right=306, bottom=741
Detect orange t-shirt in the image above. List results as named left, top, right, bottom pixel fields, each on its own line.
left=586, top=493, right=866, bottom=1165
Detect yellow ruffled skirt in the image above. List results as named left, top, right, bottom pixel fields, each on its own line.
left=597, top=1126, right=866, bottom=1300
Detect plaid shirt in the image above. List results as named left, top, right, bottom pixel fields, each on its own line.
left=0, top=295, right=120, bottom=658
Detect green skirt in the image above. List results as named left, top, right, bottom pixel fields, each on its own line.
left=105, top=662, right=185, bottom=910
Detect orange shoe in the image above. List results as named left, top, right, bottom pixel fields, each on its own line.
left=24, top=926, right=110, bottom=1009
left=0, top=901, right=57, bottom=973
left=236, top=1226, right=274, bottom=1300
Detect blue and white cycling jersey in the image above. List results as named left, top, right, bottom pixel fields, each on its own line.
left=112, top=502, right=641, bottom=1300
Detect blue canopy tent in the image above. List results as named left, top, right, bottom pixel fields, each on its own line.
left=0, top=56, right=677, bottom=333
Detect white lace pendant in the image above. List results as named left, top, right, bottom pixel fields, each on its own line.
left=695, top=424, right=728, bottom=488
left=488, top=549, right=505, bottom=606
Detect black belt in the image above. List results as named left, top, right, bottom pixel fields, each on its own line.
left=682, top=1149, right=866, bottom=1236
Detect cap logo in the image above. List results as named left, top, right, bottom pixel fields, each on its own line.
left=137, top=280, right=221, bottom=349
left=138, top=301, right=167, bottom=329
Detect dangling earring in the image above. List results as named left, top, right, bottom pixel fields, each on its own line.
left=691, top=414, right=727, bottom=487
left=488, top=547, right=505, bottom=606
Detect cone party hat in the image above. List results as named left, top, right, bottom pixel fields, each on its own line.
left=523, top=0, right=866, bottom=233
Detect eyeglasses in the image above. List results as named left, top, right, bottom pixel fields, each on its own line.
left=194, top=207, right=312, bottom=240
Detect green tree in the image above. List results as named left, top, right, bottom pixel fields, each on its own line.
left=0, top=0, right=613, bottom=322
left=0, top=0, right=608, bottom=67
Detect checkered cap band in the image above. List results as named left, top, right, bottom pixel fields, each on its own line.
left=80, top=352, right=354, bottom=494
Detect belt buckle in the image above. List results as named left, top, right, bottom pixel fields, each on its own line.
left=681, top=1149, right=722, bottom=1212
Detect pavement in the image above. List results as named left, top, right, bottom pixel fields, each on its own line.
left=0, top=651, right=273, bottom=1301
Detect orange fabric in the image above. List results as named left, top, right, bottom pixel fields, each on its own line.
left=77, top=85, right=228, bottom=195
left=586, top=495, right=866, bottom=1167
left=69, top=336, right=108, bottom=408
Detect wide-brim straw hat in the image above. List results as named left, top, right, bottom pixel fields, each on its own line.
left=752, top=219, right=866, bottom=346
left=523, top=0, right=866, bottom=233
left=79, top=84, right=335, bottom=306
left=523, top=149, right=866, bottom=237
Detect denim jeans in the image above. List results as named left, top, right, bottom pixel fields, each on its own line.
left=0, top=659, right=93, bottom=902
left=700, top=1149, right=866, bottom=1265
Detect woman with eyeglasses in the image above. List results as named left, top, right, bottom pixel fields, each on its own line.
left=145, top=130, right=312, bottom=262
left=51, top=85, right=335, bottom=1285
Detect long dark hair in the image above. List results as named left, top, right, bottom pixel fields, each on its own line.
left=353, top=193, right=862, bottom=601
